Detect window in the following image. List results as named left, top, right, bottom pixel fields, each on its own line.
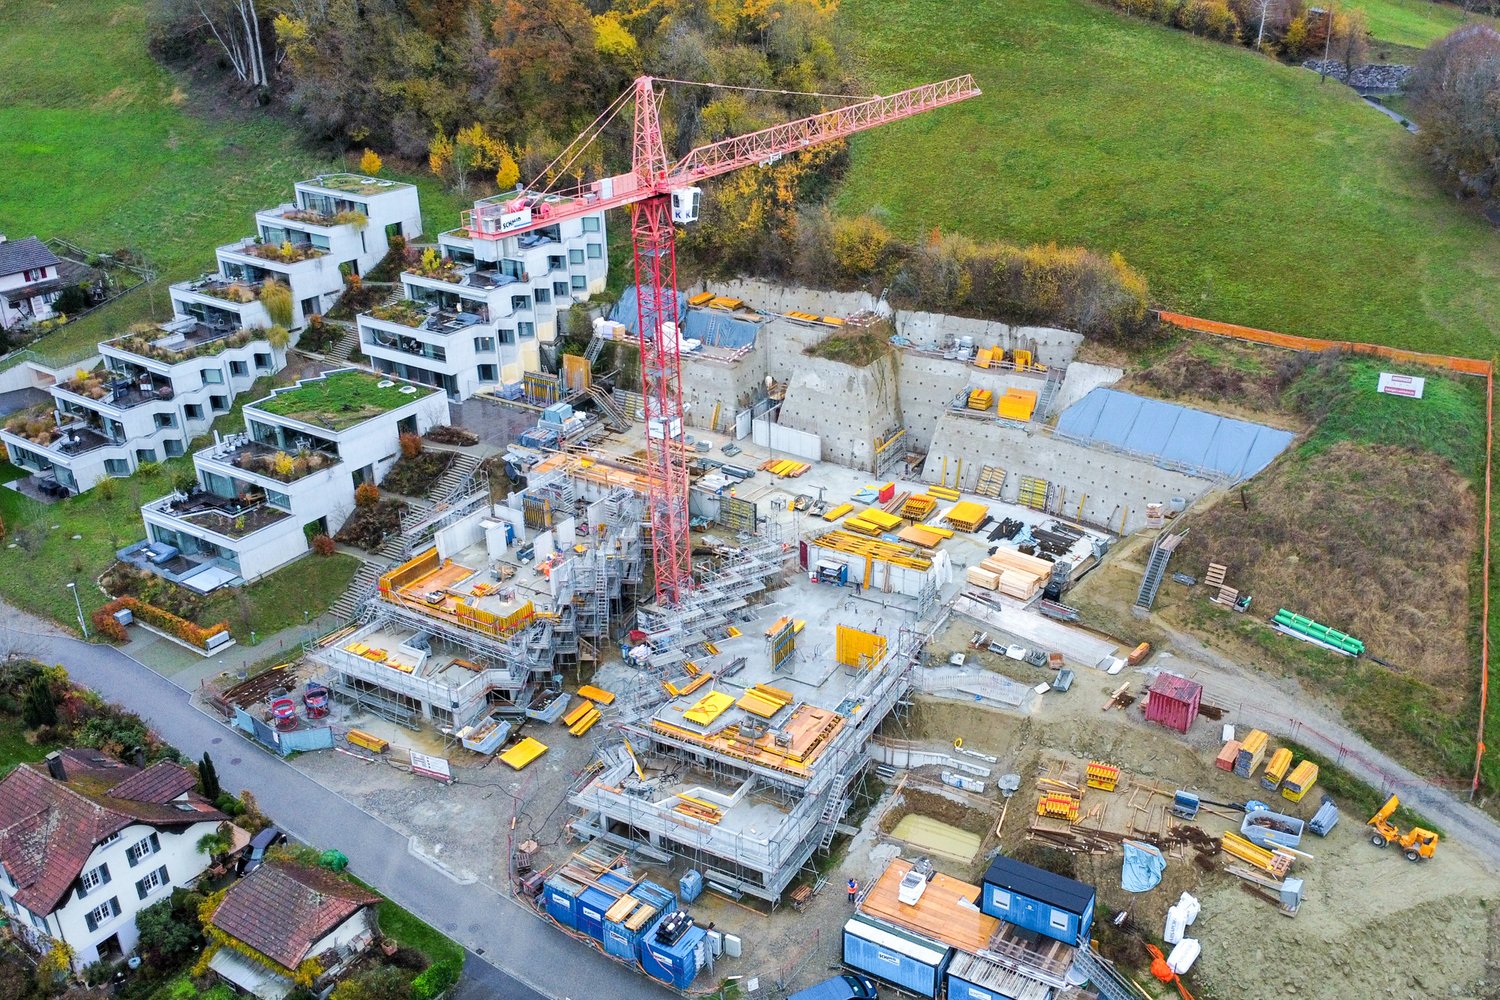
left=478, top=364, right=497, bottom=383
left=991, top=889, right=1011, bottom=910
left=254, top=353, right=272, bottom=371
left=266, top=489, right=290, bottom=511
left=83, top=897, right=120, bottom=932
left=498, top=329, right=515, bottom=345
left=31, top=910, right=47, bottom=932
left=210, top=396, right=229, bottom=413
left=230, top=360, right=248, bottom=377
left=548, top=256, right=565, bottom=272
left=201, top=368, right=224, bottom=386
left=511, top=295, right=531, bottom=311
left=553, top=281, right=569, bottom=298
left=134, top=865, right=169, bottom=900
left=582, top=217, right=600, bottom=233
left=1049, top=910, right=1069, bottom=931
left=104, top=459, right=130, bottom=476
left=22, top=267, right=47, bottom=282
left=164, top=440, right=184, bottom=458
left=570, top=275, right=587, bottom=291
left=586, top=243, right=602, bottom=259
left=98, top=832, right=120, bottom=848
left=518, top=322, right=534, bottom=338
left=134, top=449, right=156, bottom=465
left=79, top=863, right=110, bottom=896
left=473, top=337, right=495, bottom=354
left=568, top=249, right=584, bottom=265
left=534, top=286, right=551, bottom=305
left=153, top=414, right=176, bottom=430
left=125, top=833, right=159, bottom=867
left=183, top=404, right=204, bottom=421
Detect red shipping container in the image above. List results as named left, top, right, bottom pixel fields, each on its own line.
left=1145, top=673, right=1202, bottom=733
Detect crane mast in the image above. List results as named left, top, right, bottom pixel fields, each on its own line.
left=550, top=73, right=980, bottom=606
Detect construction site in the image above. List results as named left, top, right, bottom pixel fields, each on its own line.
left=205, top=76, right=1500, bottom=1000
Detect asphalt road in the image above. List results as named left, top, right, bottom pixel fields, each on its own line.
left=1, top=626, right=672, bottom=1000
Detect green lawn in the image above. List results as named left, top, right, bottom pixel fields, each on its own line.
left=1346, top=0, right=1495, bottom=49
left=836, top=0, right=1500, bottom=357
left=0, top=0, right=468, bottom=365
left=0, top=713, right=55, bottom=778
left=200, top=553, right=359, bottom=642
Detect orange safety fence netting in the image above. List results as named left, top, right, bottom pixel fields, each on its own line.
left=1158, top=310, right=1494, bottom=797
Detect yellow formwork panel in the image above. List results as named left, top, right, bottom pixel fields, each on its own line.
left=836, top=624, right=889, bottom=668
left=577, top=684, right=615, bottom=705
left=500, top=737, right=549, bottom=770
left=997, top=388, right=1039, bottom=421
left=683, top=691, right=735, bottom=726
left=823, top=503, right=855, bottom=522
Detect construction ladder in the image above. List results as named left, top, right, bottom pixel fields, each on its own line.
left=585, top=384, right=631, bottom=431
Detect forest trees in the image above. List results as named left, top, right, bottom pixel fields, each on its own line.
left=1411, top=25, right=1500, bottom=206
left=152, top=0, right=276, bottom=90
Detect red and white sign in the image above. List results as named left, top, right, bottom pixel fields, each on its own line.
left=1377, top=372, right=1425, bottom=398
left=409, top=750, right=453, bottom=784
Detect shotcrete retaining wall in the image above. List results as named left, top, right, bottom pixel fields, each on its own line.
left=777, top=351, right=902, bottom=469
left=919, top=413, right=1210, bottom=533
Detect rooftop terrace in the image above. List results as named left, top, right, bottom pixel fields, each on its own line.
left=251, top=370, right=437, bottom=431
left=303, top=173, right=412, bottom=196
left=107, top=320, right=274, bottom=364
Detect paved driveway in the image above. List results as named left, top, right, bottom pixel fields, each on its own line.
left=0, top=626, right=672, bottom=1000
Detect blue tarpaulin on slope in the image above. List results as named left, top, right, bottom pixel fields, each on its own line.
left=1054, top=387, right=1295, bottom=480
left=610, top=286, right=762, bottom=350
left=1122, top=839, right=1165, bottom=892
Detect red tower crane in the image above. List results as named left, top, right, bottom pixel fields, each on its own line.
left=461, top=74, right=980, bottom=605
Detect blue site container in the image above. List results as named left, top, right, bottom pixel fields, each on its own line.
left=843, top=916, right=950, bottom=999
left=602, top=881, right=669, bottom=961
left=642, top=924, right=707, bottom=990
left=636, top=880, right=677, bottom=911
left=576, top=885, right=612, bottom=942
left=679, top=870, right=704, bottom=903
left=543, top=874, right=584, bottom=930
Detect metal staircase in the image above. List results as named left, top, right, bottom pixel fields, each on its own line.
left=1070, top=948, right=1139, bottom=1000
left=586, top=384, right=631, bottom=431
left=1134, top=531, right=1184, bottom=611
left=1032, top=366, right=1064, bottom=424
left=430, top=452, right=482, bottom=504
left=585, top=332, right=607, bottom=364
left=330, top=561, right=385, bottom=620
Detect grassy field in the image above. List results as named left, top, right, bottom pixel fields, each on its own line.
left=836, top=0, right=1500, bottom=357
left=1347, top=0, right=1494, bottom=49
left=0, top=0, right=467, bottom=364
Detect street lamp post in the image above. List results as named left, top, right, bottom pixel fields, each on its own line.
left=1310, top=6, right=1335, bottom=83
left=66, top=582, right=88, bottom=638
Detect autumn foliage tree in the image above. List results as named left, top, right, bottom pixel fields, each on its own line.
left=359, top=148, right=383, bottom=175
left=1411, top=25, right=1500, bottom=205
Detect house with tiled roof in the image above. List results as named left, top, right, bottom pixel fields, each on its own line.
left=0, top=748, right=227, bottom=968
left=207, top=858, right=381, bottom=999
left=0, top=235, right=65, bottom=331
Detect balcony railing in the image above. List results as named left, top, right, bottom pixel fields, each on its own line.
left=201, top=433, right=340, bottom=484
left=57, top=372, right=174, bottom=410
left=220, top=237, right=328, bottom=265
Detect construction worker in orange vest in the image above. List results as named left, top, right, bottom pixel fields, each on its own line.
left=847, top=878, right=859, bottom=904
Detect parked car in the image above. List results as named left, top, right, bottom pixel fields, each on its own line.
left=240, top=826, right=288, bottom=875
left=788, top=974, right=879, bottom=1000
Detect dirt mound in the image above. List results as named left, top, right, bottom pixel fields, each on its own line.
left=1116, top=336, right=1312, bottom=426
left=1177, top=440, right=1476, bottom=689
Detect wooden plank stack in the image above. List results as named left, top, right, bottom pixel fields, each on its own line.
left=978, top=548, right=1052, bottom=600
left=974, top=466, right=1006, bottom=498
left=966, top=567, right=1000, bottom=591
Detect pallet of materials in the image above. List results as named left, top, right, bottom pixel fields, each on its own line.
left=823, top=503, right=855, bottom=522
left=966, top=567, right=1001, bottom=591
left=979, top=548, right=1052, bottom=600
left=927, top=485, right=961, bottom=501
left=901, top=494, right=938, bottom=521
left=737, top=683, right=793, bottom=718
left=1037, top=792, right=1081, bottom=822
left=1234, top=730, right=1269, bottom=778
left=967, top=389, right=994, bottom=410
left=1220, top=832, right=1295, bottom=878
left=899, top=525, right=946, bottom=548
left=569, top=705, right=602, bottom=736
left=1215, top=740, right=1241, bottom=772
left=1085, top=761, right=1120, bottom=791
left=1261, top=748, right=1293, bottom=791
left=500, top=737, right=549, bottom=770
left=996, top=388, right=1039, bottom=422
left=578, top=684, right=616, bottom=705
left=944, top=500, right=989, bottom=532
left=1280, top=760, right=1319, bottom=801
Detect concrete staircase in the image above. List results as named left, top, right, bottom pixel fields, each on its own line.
left=327, top=323, right=362, bottom=365
left=330, top=561, right=383, bottom=620
left=431, top=452, right=482, bottom=503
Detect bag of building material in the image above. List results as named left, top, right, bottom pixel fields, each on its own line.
left=1163, top=904, right=1187, bottom=945
left=1176, top=892, right=1200, bottom=925
left=1167, top=938, right=1201, bottom=975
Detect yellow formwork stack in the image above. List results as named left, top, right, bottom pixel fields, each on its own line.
left=944, top=500, right=989, bottom=532
left=967, top=389, right=994, bottom=410
left=927, top=485, right=961, bottom=502
left=901, top=494, right=938, bottom=521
